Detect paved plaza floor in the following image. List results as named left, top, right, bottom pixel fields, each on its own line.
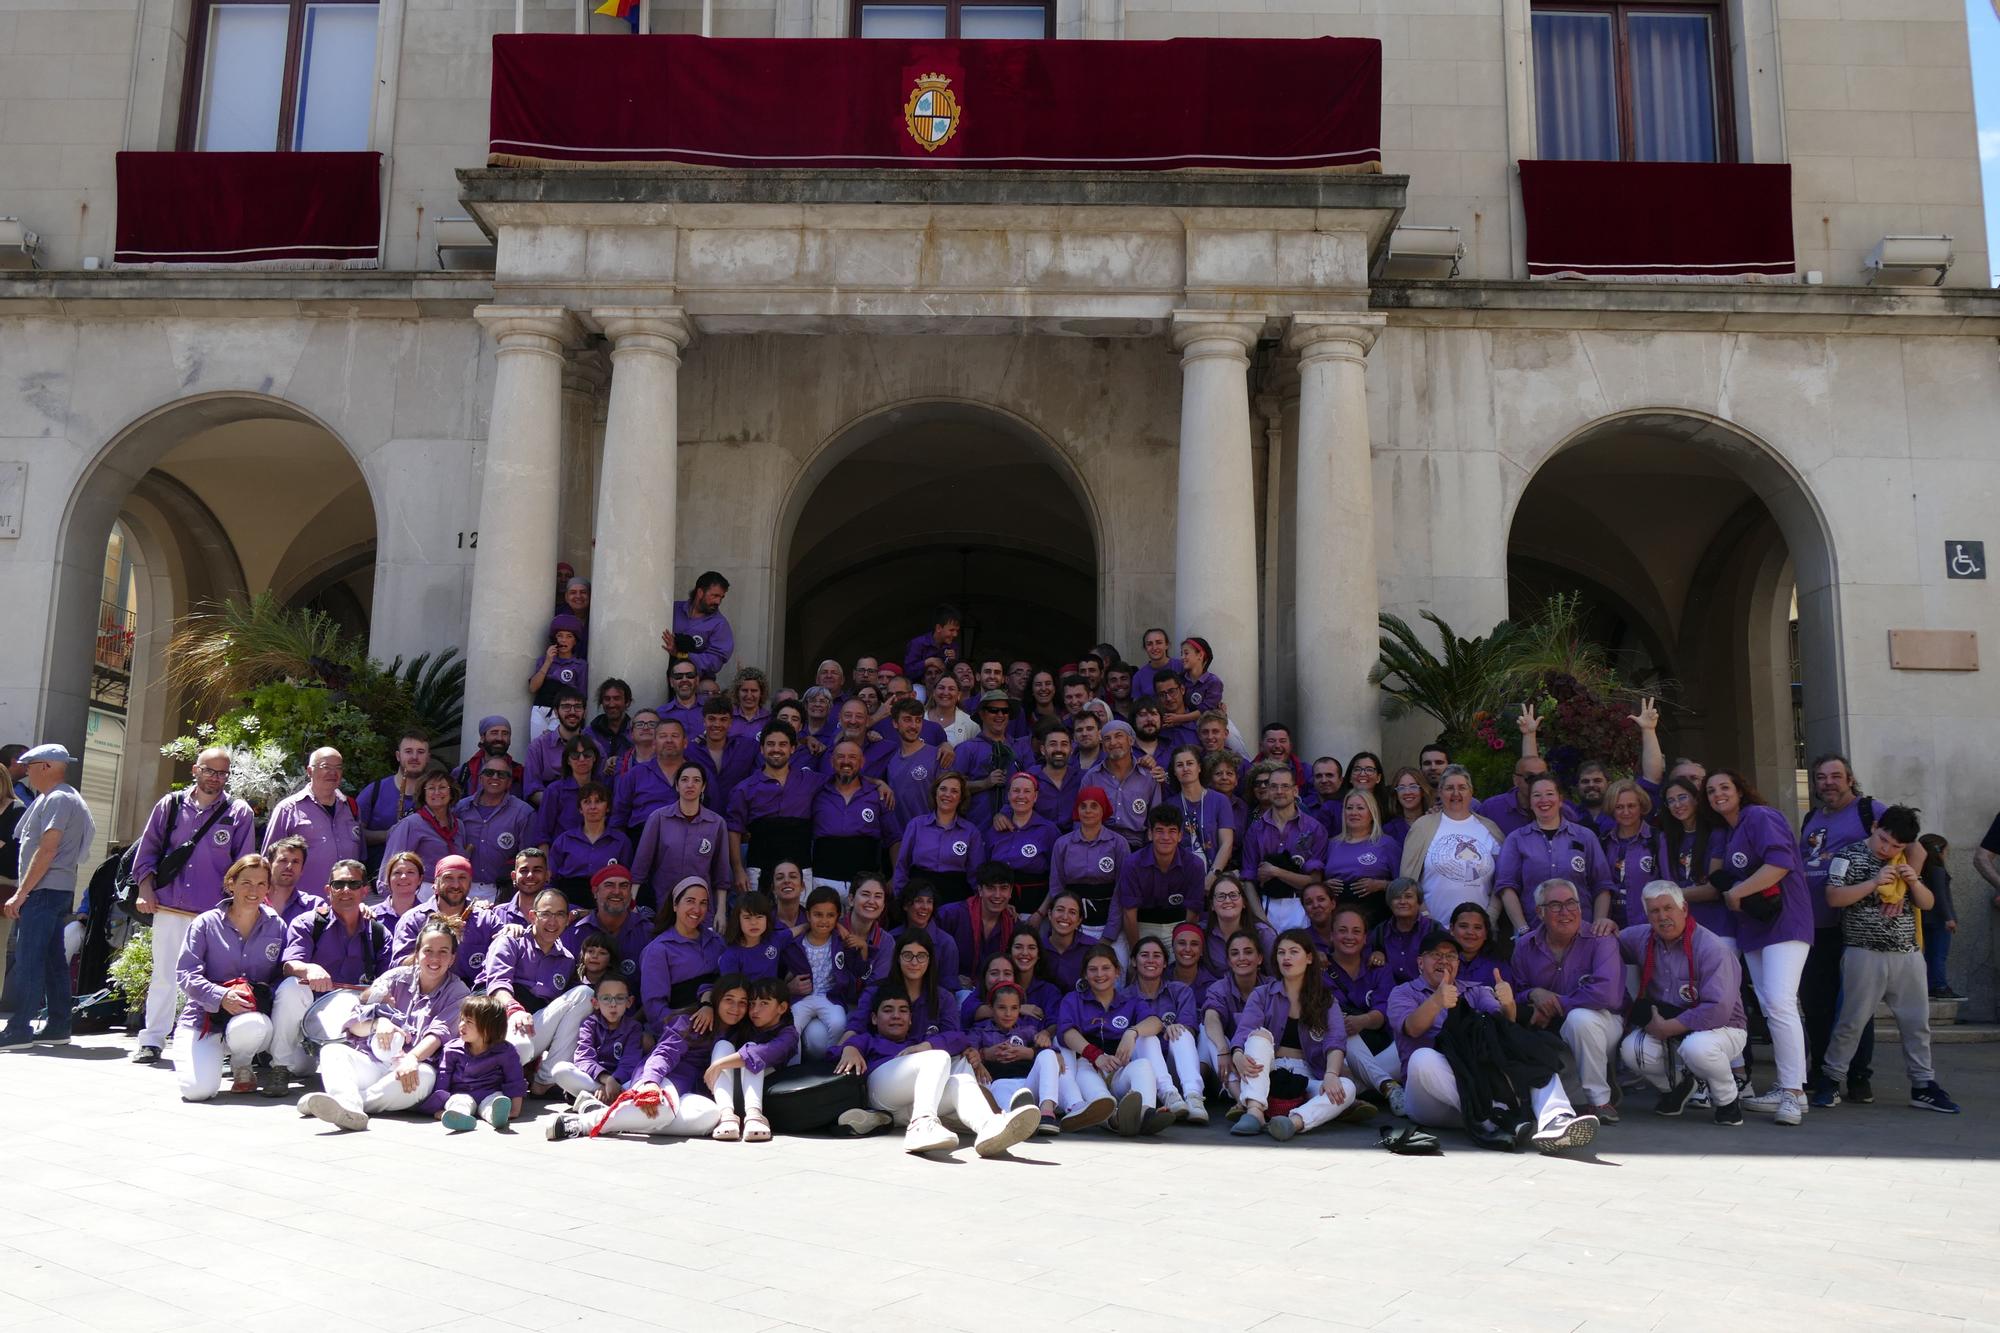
left=0, top=1034, right=1994, bottom=1333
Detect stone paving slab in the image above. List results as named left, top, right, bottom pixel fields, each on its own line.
left=0, top=1035, right=1993, bottom=1333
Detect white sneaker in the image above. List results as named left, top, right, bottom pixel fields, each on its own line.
left=1006, top=1086, right=1037, bottom=1112
left=835, top=1107, right=892, bottom=1137
left=1160, top=1088, right=1189, bottom=1121
left=973, top=1105, right=1041, bottom=1157
left=903, top=1114, right=959, bottom=1155
left=1773, top=1090, right=1804, bottom=1127
left=1740, top=1088, right=1786, bottom=1115
left=298, top=1091, right=368, bottom=1132
left=1183, top=1100, right=1210, bottom=1126
left=1532, top=1112, right=1599, bottom=1154
left=1385, top=1081, right=1407, bottom=1118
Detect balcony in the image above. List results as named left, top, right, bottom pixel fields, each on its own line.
left=1518, top=160, right=1795, bottom=282
left=91, top=600, right=136, bottom=712
left=114, top=152, right=382, bottom=268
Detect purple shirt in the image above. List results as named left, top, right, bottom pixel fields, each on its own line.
left=1047, top=828, right=1123, bottom=895
left=282, top=905, right=392, bottom=984
left=780, top=931, right=867, bottom=1003
left=1604, top=826, right=1668, bottom=926
left=1112, top=846, right=1204, bottom=923
left=718, top=928, right=792, bottom=981
left=573, top=1011, right=648, bottom=1085
left=1367, top=916, right=1432, bottom=985
left=267, top=888, right=327, bottom=927
left=868, top=924, right=961, bottom=992
left=634, top=1014, right=718, bottom=1096
left=864, top=738, right=947, bottom=839
left=1320, top=834, right=1399, bottom=889
left=561, top=908, right=656, bottom=983
left=134, top=789, right=257, bottom=916
left=390, top=901, right=503, bottom=985
left=421, top=1038, right=527, bottom=1115
left=671, top=600, right=734, bottom=677
left=1239, top=809, right=1328, bottom=895
left=525, top=730, right=604, bottom=801
left=454, top=794, right=537, bottom=887
left=611, top=756, right=686, bottom=833
left=1326, top=958, right=1395, bottom=1018
left=1202, top=975, right=1262, bottom=1033
left=175, top=905, right=288, bottom=1031
left=630, top=805, right=731, bottom=911
left=1181, top=671, right=1224, bottom=714
left=1494, top=820, right=1615, bottom=902
left=901, top=630, right=960, bottom=679
left=1200, top=919, right=1276, bottom=977
left=375, top=813, right=461, bottom=893
left=951, top=735, right=1020, bottom=826
left=893, top=815, right=983, bottom=893
left=1718, top=804, right=1812, bottom=951
left=1508, top=925, right=1624, bottom=1014
left=987, top=816, right=1062, bottom=886
left=1055, top=988, right=1151, bottom=1049
left=810, top=780, right=890, bottom=845
left=1028, top=763, right=1082, bottom=833
left=347, top=965, right=468, bottom=1060
left=638, top=926, right=725, bottom=1030
left=1081, top=760, right=1160, bottom=849
left=262, top=788, right=365, bottom=899
left=968, top=1014, right=1050, bottom=1071
left=1232, top=979, right=1347, bottom=1080
left=731, top=1020, right=800, bottom=1074
left=689, top=734, right=761, bottom=813
left=1662, top=825, right=1733, bottom=939
left=355, top=775, right=422, bottom=839
left=851, top=979, right=966, bottom=1054
left=1385, top=976, right=1503, bottom=1064
left=1040, top=930, right=1090, bottom=992
left=480, top=931, right=580, bottom=1008
left=531, top=653, right=588, bottom=702
left=1799, top=798, right=1885, bottom=931
left=531, top=777, right=590, bottom=848
left=1618, top=922, right=1746, bottom=1031
left=548, top=826, right=633, bottom=883
left=1127, top=978, right=1201, bottom=1030
left=1132, top=660, right=1176, bottom=700
left=1475, top=792, right=1588, bottom=838
left=1159, top=787, right=1235, bottom=871
left=934, top=901, right=1014, bottom=980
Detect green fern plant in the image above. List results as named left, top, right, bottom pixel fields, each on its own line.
left=386, top=649, right=466, bottom=745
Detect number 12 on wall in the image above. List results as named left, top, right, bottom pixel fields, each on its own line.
left=458, top=531, right=478, bottom=549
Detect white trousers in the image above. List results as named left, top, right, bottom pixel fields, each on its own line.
left=318, top=1043, right=438, bottom=1117
left=140, top=911, right=195, bottom=1047
left=866, top=1049, right=997, bottom=1131
left=545, top=1057, right=601, bottom=1098
left=988, top=1048, right=1063, bottom=1110
left=1138, top=1031, right=1205, bottom=1102
left=1621, top=1026, right=1747, bottom=1105
left=595, top=1090, right=721, bottom=1137
left=1402, top=1047, right=1575, bottom=1131
left=172, top=1013, right=274, bottom=1102
left=709, top=1039, right=766, bottom=1119
left=1262, top=898, right=1307, bottom=931
left=1556, top=1007, right=1625, bottom=1105
left=809, top=877, right=851, bottom=905
left=1743, top=938, right=1809, bottom=1090
left=1238, top=1033, right=1358, bottom=1131
left=507, top=986, right=594, bottom=1072
left=268, top=977, right=321, bottom=1073
left=791, top=994, right=846, bottom=1060
left=1059, top=1049, right=1157, bottom=1112
left=1344, top=1033, right=1403, bottom=1091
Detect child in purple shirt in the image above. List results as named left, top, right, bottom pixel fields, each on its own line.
left=529, top=616, right=589, bottom=738
left=705, top=976, right=799, bottom=1143
left=719, top=889, right=791, bottom=981
left=425, top=995, right=527, bottom=1131
left=546, top=975, right=646, bottom=1105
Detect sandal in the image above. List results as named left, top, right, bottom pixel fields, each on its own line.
left=711, top=1113, right=742, bottom=1142
left=743, top=1113, right=772, bottom=1143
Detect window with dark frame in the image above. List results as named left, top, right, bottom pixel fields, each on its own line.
left=852, top=0, right=1053, bottom=39
left=180, top=0, right=380, bottom=152
left=1530, top=0, right=1733, bottom=163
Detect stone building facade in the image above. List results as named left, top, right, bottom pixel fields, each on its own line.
left=0, top=0, right=1995, bottom=1007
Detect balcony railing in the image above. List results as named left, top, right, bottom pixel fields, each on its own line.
left=113, top=151, right=382, bottom=268
left=94, top=602, right=135, bottom=674
left=1518, top=160, right=1795, bottom=282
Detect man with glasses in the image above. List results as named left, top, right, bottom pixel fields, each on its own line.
left=1616, top=881, right=1748, bottom=1124
left=658, top=662, right=705, bottom=743
left=128, top=746, right=255, bottom=1064
left=613, top=712, right=689, bottom=836
left=458, top=755, right=537, bottom=901
left=267, top=859, right=391, bottom=1090
left=953, top=690, right=1020, bottom=826
left=1510, top=877, right=1626, bottom=1122
left=263, top=747, right=365, bottom=903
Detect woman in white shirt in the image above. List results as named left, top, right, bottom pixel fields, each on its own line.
left=1396, top=765, right=1504, bottom=923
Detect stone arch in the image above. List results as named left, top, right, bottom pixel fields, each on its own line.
left=769, top=397, right=1107, bottom=683
left=1505, top=408, right=1843, bottom=806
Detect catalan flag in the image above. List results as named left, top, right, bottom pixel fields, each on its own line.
left=594, top=0, right=640, bottom=28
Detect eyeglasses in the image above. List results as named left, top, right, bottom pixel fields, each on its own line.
left=1541, top=899, right=1582, bottom=913
left=482, top=771, right=511, bottom=780
left=534, top=908, right=570, bottom=921
left=196, top=765, right=231, bottom=778
left=597, top=994, right=633, bottom=1005
left=898, top=950, right=929, bottom=962
left=330, top=880, right=367, bottom=891
left=634, top=720, right=659, bottom=729
left=1394, top=783, right=1421, bottom=793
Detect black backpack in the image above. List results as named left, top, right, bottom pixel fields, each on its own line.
left=308, top=906, right=389, bottom=985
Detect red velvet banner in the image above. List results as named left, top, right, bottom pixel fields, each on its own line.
left=114, top=152, right=381, bottom=267
left=1519, top=160, right=1795, bottom=280
left=490, top=35, right=1381, bottom=173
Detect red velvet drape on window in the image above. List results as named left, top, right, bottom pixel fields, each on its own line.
left=114, top=151, right=381, bottom=267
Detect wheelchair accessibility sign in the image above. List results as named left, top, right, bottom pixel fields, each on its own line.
left=1946, top=541, right=1985, bottom=580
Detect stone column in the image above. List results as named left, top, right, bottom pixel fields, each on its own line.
left=557, top=350, right=607, bottom=578
left=1170, top=312, right=1264, bottom=734
left=589, top=307, right=692, bottom=699
left=463, top=305, right=577, bottom=755
left=1289, top=312, right=1386, bottom=757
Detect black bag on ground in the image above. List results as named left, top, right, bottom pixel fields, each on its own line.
left=763, top=1059, right=866, bottom=1133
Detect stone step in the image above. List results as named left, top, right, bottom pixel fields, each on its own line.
left=1875, top=1023, right=2000, bottom=1045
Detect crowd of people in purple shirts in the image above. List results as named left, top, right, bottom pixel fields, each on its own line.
left=0, top=568, right=1967, bottom=1158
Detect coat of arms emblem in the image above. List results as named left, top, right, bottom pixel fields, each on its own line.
left=904, top=72, right=960, bottom=152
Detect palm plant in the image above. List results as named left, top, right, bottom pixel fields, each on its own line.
left=387, top=649, right=466, bottom=743
left=1369, top=610, right=1524, bottom=744
left=165, top=593, right=346, bottom=707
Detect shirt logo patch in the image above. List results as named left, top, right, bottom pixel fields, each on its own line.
left=1678, top=982, right=1700, bottom=1004
left=764, top=944, right=778, bottom=959
left=912, top=766, right=929, bottom=782
left=1168, top=893, right=1183, bottom=906
left=1730, top=852, right=1749, bottom=869
left=622, top=958, right=638, bottom=976
left=699, top=838, right=713, bottom=854
left=833, top=953, right=846, bottom=970
left=1640, top=855, right=1655, bottom=874
left=1359, top=853, right=1378, bottom=867
left=471, top=951, right=486, bottom=967
left=692, top=635, right=705, bottom=648
left=861, top=808, right=877, bottom=824
left=1570, top=854, right=1586, bottom=873
left=1131, top=798, right=1146, bottom=815
left=552, top=971, right=568, bottom=988
left=213, top=829, right=232, bottom=846
left=265, top=942, right=281, bottom=961
left=951, top=840, right=968, bottom=856
left=1097, top=856, right=1115, bottom=874
left=1021, top=843, right=1039, bottom=858
left=1111, top=1014, right=1129, bottom=1030
left=498, top=832, right=515, bottom=850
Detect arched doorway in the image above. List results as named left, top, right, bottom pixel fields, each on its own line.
left=49, top=396, right=377, bottom=850
left=1506, top=411, right=1840, bottom=810
left=778, top=402, right=1098, bottom=684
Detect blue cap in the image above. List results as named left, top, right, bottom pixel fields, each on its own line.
left=21, top=743, right=75, bottom=765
